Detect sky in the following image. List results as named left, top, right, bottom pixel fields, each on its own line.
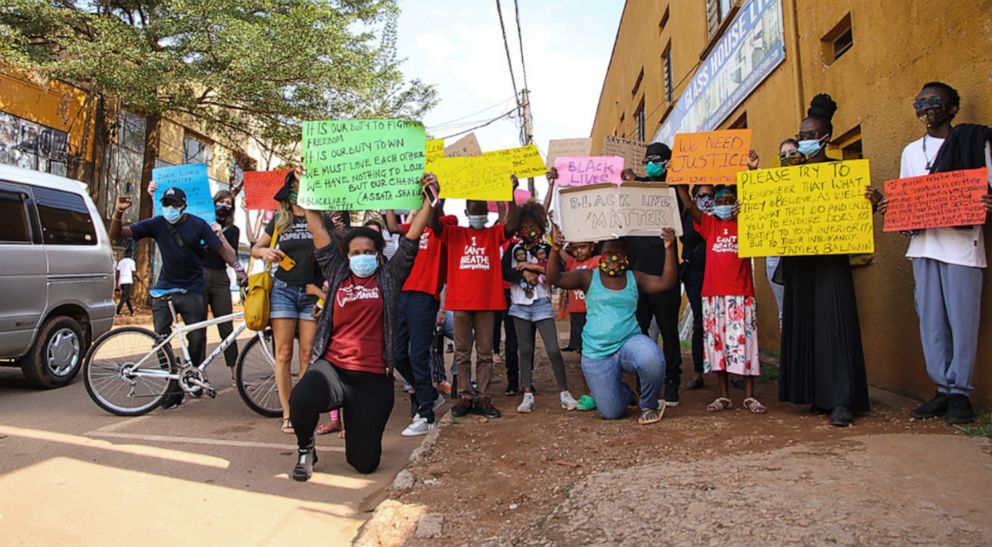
left=396, top=0, right=624, bottom=206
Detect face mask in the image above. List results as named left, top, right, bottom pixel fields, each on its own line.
left=163, top=206, right=183, bottom=224
left=797, top=135, right=828, bottom=159
left=215, top=203, right=233, bottom=217
left=522, top=228, right=544, bottom=242
left=467, top=215, right=488, bottom=229
left=644, top=161, right=665, bottom=178
left=695, top=196, right=715, bottom=213
left=287, top=190, right=298, bottom=206
left=713, top=204, right=735, bottom=220
left=599, top=253, right=629, bottom=277
left=918, top=106, right=948, bottom=128
left=779, top=152, right=805, bottom=166
left=349, top=254, right=378, bottom=278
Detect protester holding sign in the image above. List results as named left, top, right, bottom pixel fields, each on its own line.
left=547, top=225, right=679, bottom=424
left=432, top=178, right=520, bottom=419
left=776, top=94, right=881, bottom=427
left=875, top=82, right=992, bottom=425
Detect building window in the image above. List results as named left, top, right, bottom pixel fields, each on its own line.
left=619, top=113, right=626, bottom=137
left=662, top=43, right=674, bottom=104
left=831, top=125, right=863, bottom=160
left=33, top=186, right=97, bottom=245
left=0, top=112, right=70, bottom=177
left=821, top=14, right=853, bottom=65
left=729, top=112, right=748, bottom=129
left=631, top=68, right=644, bottom=98
left=0, top=189, right=31, bottom=243
left=659, top=6, right=670, bottom=32
left=634, top=99, right=646, bottom=142
left=103, top=111, right=146, bottom=221
left=183, top=132, right=212, bottom=165
left=707, top=0, right=737, bottom=37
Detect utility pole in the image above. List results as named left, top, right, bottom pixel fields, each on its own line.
left=519, top=87, right=536, bottom=195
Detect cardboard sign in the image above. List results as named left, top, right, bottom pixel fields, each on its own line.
left=554, top=156, right=624, bottom=187
left=668, top=129, right=752, bottom=185
left=737, top=160, right=874, bottom=257
left=603, top=135, right=648, bottom=176
left=547, top=138, right=593, bottom=167
left=484, top=144, right=547, bottom=178
left=152, top=163, right=213, bottom=221
left=243, top=169, right=292, bottom=211
left=433, top=156, right=513, bottom=201
left=557, top=182, right=683, bottom=242
left=883, top=168, right=989, bottom=232
left=299, top=119, right=425, bottom=211
left=444, top=133, right=482, bottom=157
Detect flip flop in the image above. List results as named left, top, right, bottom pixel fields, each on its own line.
left=281, top=418, right=294, bottom=434
left=638, top=406, right=665, bottom=425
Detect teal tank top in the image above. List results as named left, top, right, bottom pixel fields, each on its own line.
left=582, top=269, right=642, bottom=359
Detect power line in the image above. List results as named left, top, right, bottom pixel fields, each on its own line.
left=495, top=0, right=522, bottom=125
left=438, top=107, right=519, bottom=140
left=512, top=0, right=530, bottom=97
left=426, top=94, right=518, bottom=130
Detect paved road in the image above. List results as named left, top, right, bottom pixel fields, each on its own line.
left=0, top=326, right=427, bottom=545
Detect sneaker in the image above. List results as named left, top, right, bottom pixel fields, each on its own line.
left=686, top=377, right=704, bottom=390
left=292, top=446, right=318, bottom=482
left=517, top=392, right=535, bottom=413
left=401, top=414, right=437, bottom=437
left=945, top=394, right=975, bottom=425
left=663, top=381, right=680, bottom=407
left=474, top=397, right=502, bottom=418
left=829, top=406, right=853, bottom=427
left=911, top=392, right=949, bottom=419
left=576, top=394, right=597, bottom=411
left=451, top=397, right=473, bottom=418
left=160, top=393, right=186, bottom=410
left=559, top=391, right=578, bottom=411
left=504, top=386, right=520, bottom=396
left=433, top=392, right=447, bottom=411
left=445, top=342, right=454, bottom=353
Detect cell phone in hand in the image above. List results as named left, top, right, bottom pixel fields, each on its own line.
left=278, top=255, right=297, bottom=271
left=423, top=181, right=440, bottom=206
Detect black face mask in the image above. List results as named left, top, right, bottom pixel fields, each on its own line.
left=215, top=203, right=233, bottom=217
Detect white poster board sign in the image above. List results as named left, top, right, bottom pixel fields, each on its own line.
left=557, top=182, right=683, bottom=242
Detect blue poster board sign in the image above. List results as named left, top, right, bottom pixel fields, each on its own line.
left=654, top=0, right=786, bottom=145
left=151, top=163, right=214, bottom=222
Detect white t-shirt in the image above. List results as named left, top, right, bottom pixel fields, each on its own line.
left=900, top=135, right=989, bottom=268
left=116, top=257, right=137, bottom=285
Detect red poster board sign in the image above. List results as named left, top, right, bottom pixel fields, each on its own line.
left=883, top=167, right=988, bottom=232
left=244, top=169, right=292, bottom=211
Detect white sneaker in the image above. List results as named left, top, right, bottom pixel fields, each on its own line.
left=517, top=392, right=535, bottom=413
left=559, top=391, right=578, bottom=411
left=432, top=393, right=446, bottom=411
left=401, top=414, right=436, bottom=437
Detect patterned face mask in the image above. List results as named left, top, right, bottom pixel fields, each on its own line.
left=599, top=253, right=629, bottom=277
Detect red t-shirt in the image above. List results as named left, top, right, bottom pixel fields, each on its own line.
left=399, top=218, right=453, bottom=299
left=565, top=256, right=600, bottom=313
left=440, top=224, right=507, bottom=311
left=695, top=214, right=754, bottom=297
left=324, top=275, right=386, bottom=374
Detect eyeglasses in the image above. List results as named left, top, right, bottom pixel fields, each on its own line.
left=641, top=155, right=664, bottom=165
left=779, top=151, right=801, bottom=161
left=695, top=193, right=714, bottom=199
left=913, top=96, right=943, bottom=112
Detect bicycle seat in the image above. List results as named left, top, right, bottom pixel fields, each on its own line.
left=150, top=288, right=188, bottom=300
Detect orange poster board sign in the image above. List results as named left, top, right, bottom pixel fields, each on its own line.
left=667, top=129, right=752, bottom=185
left=244, top=169, right=292, bottom=211
left=882, top=167, right=988, bottom=232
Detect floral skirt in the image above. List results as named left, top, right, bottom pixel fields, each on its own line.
left=702, top=296, right=760, bottom=376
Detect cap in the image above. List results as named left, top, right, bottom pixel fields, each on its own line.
left=645, top=142, right=672, bottom=161
left=160, top=187, right=187, bottom=206
left=273, top=170, right=295, bottom=202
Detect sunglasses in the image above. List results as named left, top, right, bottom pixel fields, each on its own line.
left=696, top=193, right=714, bottom=199
left=913, top=96, right=943, bottom=112
left=779, top=150, right=801, bottom=160
left=641, top=156, right=664, bottom=165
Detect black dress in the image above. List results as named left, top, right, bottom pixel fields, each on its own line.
left=777, top=254, right=870, bottom=412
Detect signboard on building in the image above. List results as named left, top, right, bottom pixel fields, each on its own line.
left=653, top=0, right=785, bottom=146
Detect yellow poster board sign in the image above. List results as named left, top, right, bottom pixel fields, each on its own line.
left=482, top=144, right=547, bottom=178
left=425, top=139, right=445, bottom=165
left=737, top=159, right=874, bottom=257
left=433, top=157, right=513, bottom=201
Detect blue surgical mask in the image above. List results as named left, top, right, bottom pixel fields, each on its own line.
left=644, top=161, right=665, bottom=178
left=349, top=254, right=378, bottom=278
left=797, top=135, right=828, bottom=159
left=695, top=196, right=715, bottom=213
left=467, top=215, right=488, bottom=229
left=162, top=206, right=183, bottom=224
left=713, top=204, right=735, bottom=220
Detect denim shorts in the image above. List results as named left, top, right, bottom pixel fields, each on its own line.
left=508, top=297, right=554, bottom=322
left=270, top=277, right=318, bottom=321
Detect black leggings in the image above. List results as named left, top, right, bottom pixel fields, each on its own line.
left=116, top=284, right=133, bottom=315
left=289, top=360, right=394, bottom=474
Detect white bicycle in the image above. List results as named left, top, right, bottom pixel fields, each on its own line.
left=83, top=287, right=296, bottom=417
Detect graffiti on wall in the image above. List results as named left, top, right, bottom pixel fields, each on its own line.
left=0, top=112, right=70, bottom=177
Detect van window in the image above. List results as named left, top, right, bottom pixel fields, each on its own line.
left=33, top=186, right=97, bottom=245
left=0, top=190, right=31, bottom=243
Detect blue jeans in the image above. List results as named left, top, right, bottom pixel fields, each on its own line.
left=395, top=291, right=440, bottom=421
left=270, top=278, right=317, bottom=320
left=580, top=334, right=665, bottom=419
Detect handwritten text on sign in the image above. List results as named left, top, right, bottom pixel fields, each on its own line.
left=243, top=169, right=292, bottom=211
left=558, top=183, right=683, bottom=242
left=484, top=144, right=547, bottom=178
left=603, top=135, right=647, bottom=177
left=546, top=138, right=592, bottom=167
left=152, top=163, right=213, bottom=221
left=554, top=156, right=624, bottom=187
left=433, top=157, right=513, bottom=202
left=883, top=168, right=989, bottom=232
left=668, top=129, right=752, bottom=185
left=737, top=160, right=874, bottom=257
left=299, top=119, right=425, bottom=211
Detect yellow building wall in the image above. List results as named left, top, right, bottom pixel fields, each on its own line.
left=591, top=0, right=992, bottom=407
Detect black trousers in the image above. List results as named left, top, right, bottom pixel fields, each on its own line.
left=683, top=266, right=705, bottom=375
left=635, top=283, right=683, bottom=387
left=568, top=312, right=586, bottom=350
left=116, top=284, right=134, bottom=315
left=290, top=360, right=394, bottom=474
left=495, top=289, right=520, bottom=390
left=204, top=268, right=237, bottom=368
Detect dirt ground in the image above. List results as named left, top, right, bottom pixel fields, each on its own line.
left=359, top=327, right=992, bottom=546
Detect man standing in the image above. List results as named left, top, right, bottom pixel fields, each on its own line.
left=115, top=248, right=137, bottom=316
left=109, top=186, right=246, bottom=408
left=894, top=82, right=992, bottom=424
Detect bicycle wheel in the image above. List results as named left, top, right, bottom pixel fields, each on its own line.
left=236, top=330, right=283, bottom=417
left=84, top=327, right=175, bottom=416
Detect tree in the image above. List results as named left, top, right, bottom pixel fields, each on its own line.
left=1, top=0, right=437, bottom=302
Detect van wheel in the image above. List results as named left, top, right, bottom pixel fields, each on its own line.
left=21, top=315, right=85, bottom=388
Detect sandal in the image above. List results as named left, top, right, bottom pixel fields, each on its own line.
left=317, top=420, right=341, bottom=435
left=638, top=407, right=665, bottom=425
left=706, top=397, right=732, bottom=412
left=281, top=417, right=294, bottom=434
left=743, top=397, right=767, bottom=414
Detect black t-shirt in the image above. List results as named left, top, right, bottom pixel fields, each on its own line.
left=681, top=211, right=706, bottom=269
left=265, top=215, right=317, bottom=286
left=203, top=223, right=240, bottom=271
left=130, top=215, right=222, bottom=294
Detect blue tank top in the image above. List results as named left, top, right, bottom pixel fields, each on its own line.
left=582, top=270, right=642, bottom=359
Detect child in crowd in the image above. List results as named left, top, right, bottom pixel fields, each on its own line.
left=514, top=246, right=536, bottom=298
left=676, top=184, right=765, bottom=414
left=561, top=242, right=598, bottom=353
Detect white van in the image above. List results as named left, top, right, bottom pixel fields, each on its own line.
left=0, top=164, right=115, bottom=387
